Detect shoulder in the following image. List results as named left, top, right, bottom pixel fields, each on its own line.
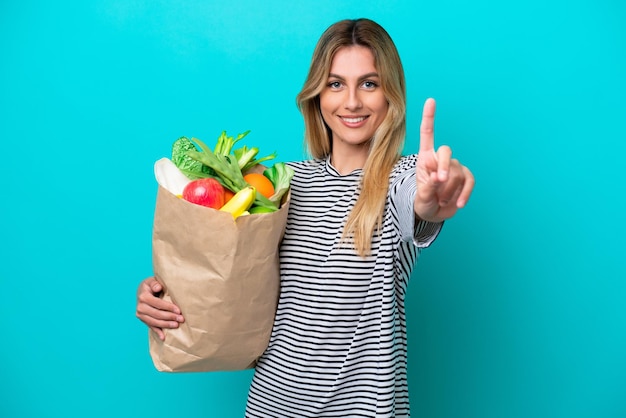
left=390, top=154, right=417, bottom=182
left=287, top=159, right=325, bottom=176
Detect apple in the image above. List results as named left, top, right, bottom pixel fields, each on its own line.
left=182, top=178, right=225, bottom=209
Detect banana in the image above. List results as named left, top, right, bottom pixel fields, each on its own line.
left=219, top=186, right=256, bottom=219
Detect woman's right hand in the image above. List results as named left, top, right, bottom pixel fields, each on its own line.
left=136, top=277, right=184, bottom=341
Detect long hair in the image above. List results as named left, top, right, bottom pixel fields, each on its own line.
left=296, top=18, right=407, bottom=257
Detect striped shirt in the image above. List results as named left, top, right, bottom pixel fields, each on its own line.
left=245, top=155, right=442, bottom=417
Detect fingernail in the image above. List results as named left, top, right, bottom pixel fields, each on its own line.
left=177, top=315, right=184, bottom=322
left=438, top=170, right=448, bottom=181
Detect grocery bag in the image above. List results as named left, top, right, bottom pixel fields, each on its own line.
left=148, top=184, right=288, bottom=372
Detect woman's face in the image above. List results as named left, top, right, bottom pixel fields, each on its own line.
left=320, top=45, right=389, bottom=152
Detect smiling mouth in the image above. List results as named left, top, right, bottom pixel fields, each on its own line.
left=340, top=116, right=368, bottom=123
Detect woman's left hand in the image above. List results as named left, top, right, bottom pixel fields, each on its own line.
left=414, top=98, right=475, bottom=223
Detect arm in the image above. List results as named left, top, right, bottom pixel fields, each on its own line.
left=414, top=98, right=475, bottom=222
left=391, top=160, right=443, bottom=247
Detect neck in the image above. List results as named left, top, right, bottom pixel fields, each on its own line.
left=330, top=146, right=368, bottom=175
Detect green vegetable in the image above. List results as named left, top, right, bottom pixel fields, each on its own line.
left=233, top=146, right=258, bottom=171
left=185, top=137, right=280, bottom=212
left=170, top=130, right=288, bottom=212
left=234, top=145, right=278, bottom=172
left=171, top=137, right=212, bottom=180
left=264, top=163, right=294, bottom=205
left=185, top=136, right=248, bottom=193
left=213, top=130, right=250, bottom=155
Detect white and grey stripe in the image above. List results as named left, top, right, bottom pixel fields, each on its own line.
left=245, top=155, right=441, bottom=417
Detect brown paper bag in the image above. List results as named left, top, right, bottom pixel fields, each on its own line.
left=149, top=185, right=288, bottom=372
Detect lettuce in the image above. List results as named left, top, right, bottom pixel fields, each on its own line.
left=264, top=163, right=294, bottom=205
left=171, top=136, right=213, bottom=180
left=170, top=131, right=292, bottom=212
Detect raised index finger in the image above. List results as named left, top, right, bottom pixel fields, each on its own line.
left=419, top=98, right=436, bottom=152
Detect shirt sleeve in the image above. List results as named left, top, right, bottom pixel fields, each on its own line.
left=391, top=156, right=443, bottom=248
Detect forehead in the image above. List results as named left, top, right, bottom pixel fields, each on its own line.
left=329, top=45, right=377, bottom=75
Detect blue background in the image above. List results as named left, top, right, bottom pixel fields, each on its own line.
left=1, top=1, right=625, bottom=417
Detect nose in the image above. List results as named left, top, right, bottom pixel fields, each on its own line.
left=344, top=87, right=362, bottom=111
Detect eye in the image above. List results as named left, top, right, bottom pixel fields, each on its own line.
left=362, top=80, right=378, bottom=89
left=328, top=81, right=342, bottom=89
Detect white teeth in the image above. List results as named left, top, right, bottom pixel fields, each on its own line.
left=342, top=116, right=366, bottom=123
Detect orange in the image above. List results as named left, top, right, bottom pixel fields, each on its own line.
left=243, top=173, right=275, bottom=198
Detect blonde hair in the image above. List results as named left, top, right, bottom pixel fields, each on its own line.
left=296, top=18, right=407, bottom=257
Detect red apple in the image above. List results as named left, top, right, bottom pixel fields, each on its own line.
left=182, top=178, right=225, bottom=209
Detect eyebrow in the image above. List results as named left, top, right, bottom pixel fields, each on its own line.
left=328, top=72, right=380, bottom=80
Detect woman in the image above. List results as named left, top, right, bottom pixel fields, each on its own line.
left=137, top=18, right=474, bottom=417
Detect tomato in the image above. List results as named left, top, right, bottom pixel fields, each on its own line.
left=223, top=188, right=235, bottom=204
